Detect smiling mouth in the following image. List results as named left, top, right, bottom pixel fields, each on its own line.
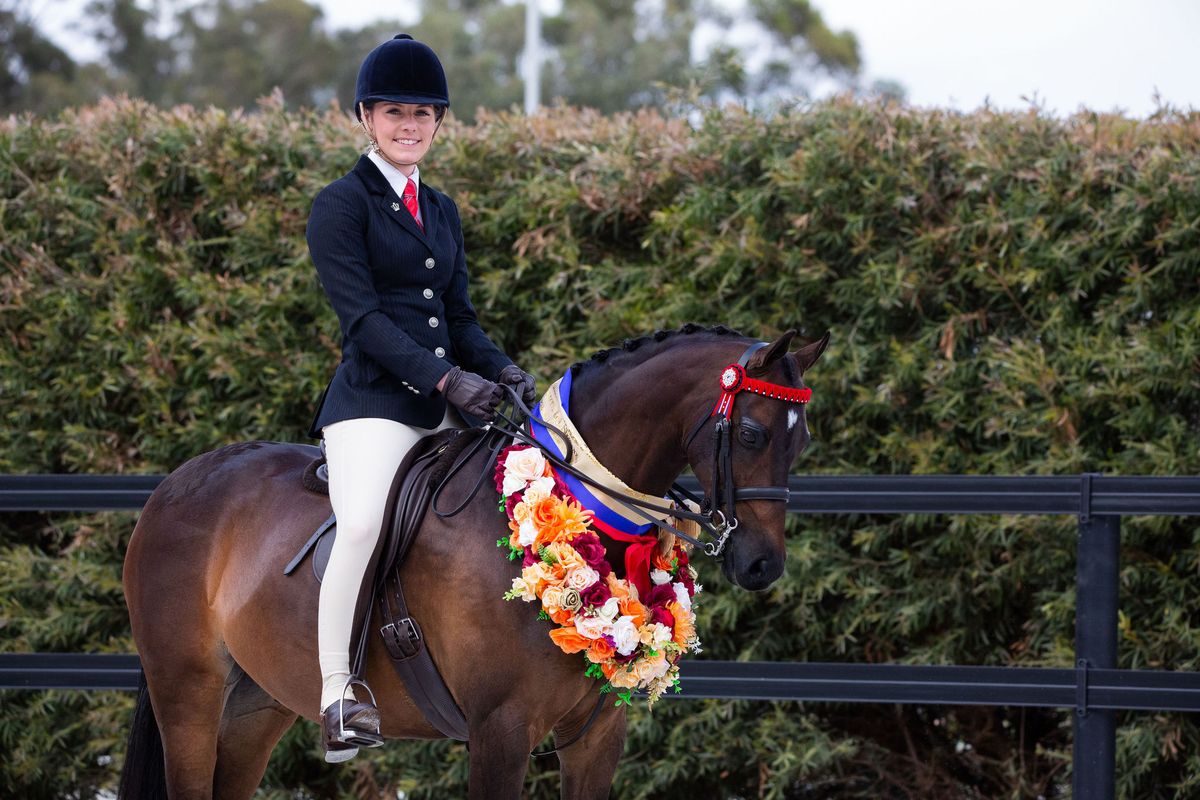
left=395, top=138, right=420, bottom=146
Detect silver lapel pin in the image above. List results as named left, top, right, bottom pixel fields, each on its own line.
left=391, top=202, right=401, bottom=211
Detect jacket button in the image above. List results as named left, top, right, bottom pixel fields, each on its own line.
left=425, top=258, right=435, bottom=269
left=435, top=347, right=446, bottom=358
left=428, top=317, right=439, bottom=328
left=423, top=288, right=434, bottom=299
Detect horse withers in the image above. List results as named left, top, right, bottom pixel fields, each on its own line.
left=118, top=325, right=828, bottom=799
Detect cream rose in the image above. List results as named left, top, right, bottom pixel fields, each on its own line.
left=573, top=614, right=610, bottom=640
left=596, top=597, right=620, bottom=622
left=639, top=622, right=673, bottom=647
left=565, top=565, right=600, bottom=591
left=541, top=585, right=564, bottom=611
left=633, top=654, right=670, bottom=683
left=522, top=476, right=555, bottom=505
left=610, top=615, right=640, bottom=655
left=502, top=448, right=549, bottom=495
left=608, top=666, right=641, bottom=689
left=650, top=569, right=671, bottom=586
left=509, top=576, right=536, bottom=601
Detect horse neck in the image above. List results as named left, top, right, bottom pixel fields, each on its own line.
left=567, top=340, right=722, bottom=497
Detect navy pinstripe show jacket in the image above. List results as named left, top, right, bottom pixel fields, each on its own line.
left=306, top=155, right=513, bottom=437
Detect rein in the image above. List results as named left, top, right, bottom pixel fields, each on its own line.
left=431, top=341, right=812, bottom=559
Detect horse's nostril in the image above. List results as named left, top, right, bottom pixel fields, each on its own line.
left=748, top=557, right=769, bottom=578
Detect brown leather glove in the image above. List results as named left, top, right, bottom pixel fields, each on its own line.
left=498, top=364, right=538, bottom=406
left=440, top=367, right=503, bottom=421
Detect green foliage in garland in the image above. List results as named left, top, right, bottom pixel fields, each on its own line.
left=1, top=96, right=1199, bottom=799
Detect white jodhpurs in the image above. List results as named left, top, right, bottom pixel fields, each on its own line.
left=317, top=411, right=461, bottom=713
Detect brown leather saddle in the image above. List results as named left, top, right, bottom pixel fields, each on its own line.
left=284, top=428, right=478, bottom=741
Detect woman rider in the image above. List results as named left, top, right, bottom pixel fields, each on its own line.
left=306, top=33, right=537, bottom=762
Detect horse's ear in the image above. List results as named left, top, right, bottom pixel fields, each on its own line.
left=746, top=330, right=797, bottom=375
left=792, top=330, right=831, bottom=374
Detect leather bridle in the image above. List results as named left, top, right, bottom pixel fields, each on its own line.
left=432, top=341, right=812, bottom=559
left=674, top=341, right=812, bottom=555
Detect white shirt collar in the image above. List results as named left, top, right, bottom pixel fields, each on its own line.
left=368, top=150, right=420, bottom=199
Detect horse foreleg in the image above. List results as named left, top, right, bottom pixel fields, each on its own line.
left=467, top=707, right=542, bottom=800
left=556, top=700, right=626, bottom=800
left=213, top=669, right=298, bottom=800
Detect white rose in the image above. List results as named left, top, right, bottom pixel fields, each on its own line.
left=596, top=597, right=620, bottom=622
left=565, top=566, right=600, bottom=591
left=522, top=477, right=555, bottom=505
left=518, top=519, right=537, bottom=547
left=650, top=569, right=671, bottom=585
left=574, top=614, right=610, bottom=640
left=673, top=582, right=692, bottom=612
left=502, top=448, right=548, bottom=495
left=610, top=616, right=640, bottom=656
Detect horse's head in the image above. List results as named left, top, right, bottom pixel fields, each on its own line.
left=568, top=325, right=829, bottom=593
left=683, top=329, right=830, bottom=591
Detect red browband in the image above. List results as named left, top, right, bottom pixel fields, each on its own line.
left=713, top=364, right=812, bottom=417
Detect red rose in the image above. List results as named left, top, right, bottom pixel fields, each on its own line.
left=650, top=606, right=675, bottom=629
left=645, top=583, right=676, bottom=609
left=580, top=580, right=612, bottom=608
left=572, top=533, right=607, bottom=568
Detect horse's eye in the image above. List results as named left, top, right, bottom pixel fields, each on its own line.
left=737, top=422, right=766, bottom=449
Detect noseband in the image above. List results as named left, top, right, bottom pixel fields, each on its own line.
left=432, top=341, right=813, bottom=559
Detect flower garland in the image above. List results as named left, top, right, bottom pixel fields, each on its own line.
left=494, top=444, right=702, bottom=706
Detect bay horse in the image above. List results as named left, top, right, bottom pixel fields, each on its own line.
left=118, top=324, right=828, bottom=799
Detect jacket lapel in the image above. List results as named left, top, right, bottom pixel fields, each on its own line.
left=353, top=155, right=433, bottom=251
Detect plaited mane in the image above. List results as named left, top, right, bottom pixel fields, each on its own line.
left=569, top=323, right=743, bottom=377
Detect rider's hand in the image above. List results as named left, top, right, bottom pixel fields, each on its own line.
left=439, top=367, right=503, bottom=421
left=497, top=364, right=538, bottom=406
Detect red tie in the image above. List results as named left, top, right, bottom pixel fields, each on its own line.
left=402, top=178, right=423, bottom=231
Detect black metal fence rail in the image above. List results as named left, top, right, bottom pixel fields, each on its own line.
left=4, top=472, right=1200, bottom=515
left=6, top=654, right=1200, bottom=713
left=4, top=471, right=1200, bottom=800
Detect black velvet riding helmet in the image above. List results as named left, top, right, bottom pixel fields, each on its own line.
left=354, top=33, right=450, bottom=119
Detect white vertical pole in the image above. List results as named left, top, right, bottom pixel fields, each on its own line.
left=524, top=0, right=541, bottom=114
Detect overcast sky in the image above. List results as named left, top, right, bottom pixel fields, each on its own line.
left=30, top=0, right=1200, bottom=117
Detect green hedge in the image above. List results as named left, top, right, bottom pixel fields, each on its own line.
left=2, top=95, right=1199, bottom=798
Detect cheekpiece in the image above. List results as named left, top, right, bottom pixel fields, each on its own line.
left=355, top=33, right=450, bottom=119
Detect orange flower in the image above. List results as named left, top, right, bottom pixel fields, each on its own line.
left=586, top=637, right=615, bottom=664
left=550, top=607, right=575, bottom=626
left=607, top=573, right=635, bottom=602
left=549, top=626, right=592, bottom=654
left=618, top=596, right=647, bottom=628
left=546, top=541, right=585, bottom=572
left=601, top=661, right=617, bottom=679
left=668, top=601, right=695, bottom=648
left=529, top=496, right=594, bottom=547
left=652, top=551, right=675, bottom=572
